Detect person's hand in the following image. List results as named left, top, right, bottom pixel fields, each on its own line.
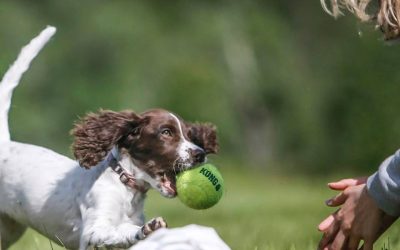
left=318, top=177, right=398, bottom=250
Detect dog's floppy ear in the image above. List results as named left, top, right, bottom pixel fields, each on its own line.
left=186, top=122, right=219, bottom=154
left=71, top=109, right=142, bottom=169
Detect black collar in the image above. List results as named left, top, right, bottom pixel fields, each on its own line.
left=108, top=153, right=149, bottom=193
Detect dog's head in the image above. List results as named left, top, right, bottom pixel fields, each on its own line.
left=71, top=109, right=218, bottom=197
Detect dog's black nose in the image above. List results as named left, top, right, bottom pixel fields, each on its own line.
left=191, top=148, right=206, bottom=163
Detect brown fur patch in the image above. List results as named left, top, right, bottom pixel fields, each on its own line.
left=71, top=110, right=142, bottom=168
left=186, top=122, right=219, bottom=154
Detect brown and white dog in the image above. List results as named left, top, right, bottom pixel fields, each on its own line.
left=0, top=28, right=218, bottom=249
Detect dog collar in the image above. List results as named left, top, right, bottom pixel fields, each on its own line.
left=107, top=150, right=149, bottom=193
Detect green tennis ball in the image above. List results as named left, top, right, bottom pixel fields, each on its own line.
left=176, top=163, right=224, bottom=209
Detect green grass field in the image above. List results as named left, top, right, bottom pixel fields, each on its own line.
left=9, top=167, right=400, bottom=250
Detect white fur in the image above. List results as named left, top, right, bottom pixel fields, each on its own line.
left=0, top=26, right=56, bottom=142
left=0, top=27, right=163, bottom=250
left=0, top=142, right=148, bottom=249
left=170, top=113, right=204, bottom=167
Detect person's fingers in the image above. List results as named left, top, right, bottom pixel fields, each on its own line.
left=318, top=214, right=335, bottom=232
left=347, top=236, right=361, bottom=250
left=328, top=177, right=368, bottom=191
left=318, top=225, right=340, bottom=250
left=318, top=225, right=339, bottom=250
left=328, top=179, right=357, bottom=190
left=325, top=192, right=347, bottom=207
left=318, top=211, right=340, bottom=250
left=328, top=230, right=347, bottom=250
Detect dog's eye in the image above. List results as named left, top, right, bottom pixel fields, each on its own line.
left=131, top=127, right=140, bottom=136
left=161, top=128, right=172, bottom=137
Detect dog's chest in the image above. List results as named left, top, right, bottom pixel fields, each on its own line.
left=88, top=170, right=148, bottom=225
left=128, top=191, right=146, bottom=225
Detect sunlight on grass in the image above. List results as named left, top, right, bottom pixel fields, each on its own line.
left=8, top=166, right=400, bottom=249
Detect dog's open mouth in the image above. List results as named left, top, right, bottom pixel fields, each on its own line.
left=158, top=163, right=201, bottom=198
left=160, top=172, right=178, bottom=197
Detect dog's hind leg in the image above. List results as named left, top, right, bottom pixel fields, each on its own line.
left=0, top=214, right=27, bottom=249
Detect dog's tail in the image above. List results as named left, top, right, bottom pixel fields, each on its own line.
left=0, top=26, right=56, bottom=143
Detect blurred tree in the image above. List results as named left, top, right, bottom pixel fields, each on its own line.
left=1, top=0, right=400, bottom=173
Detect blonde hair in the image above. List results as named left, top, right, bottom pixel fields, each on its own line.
left=321, top=0, right=400, bottom=40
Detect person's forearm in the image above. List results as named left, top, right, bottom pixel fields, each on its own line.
left=367, top=150, right=400, bottom=216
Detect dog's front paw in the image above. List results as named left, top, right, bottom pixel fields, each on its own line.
left=135, top=217, right=168, bottom=240
left=142, top=217, right=168, bottom=236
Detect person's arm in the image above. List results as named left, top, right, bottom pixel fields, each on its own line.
left=367, top=150, right=400, bottom=216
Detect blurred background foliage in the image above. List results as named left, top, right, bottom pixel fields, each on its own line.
left=1, top=0, right=400, bottom=174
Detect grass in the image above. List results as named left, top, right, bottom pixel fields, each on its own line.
left=8, top=167, right=400, bottom=250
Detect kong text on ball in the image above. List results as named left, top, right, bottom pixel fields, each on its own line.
left=176, top=163, right=224, bottom=209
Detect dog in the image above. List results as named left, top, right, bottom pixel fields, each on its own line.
left=0, top=29, right=218, bottom=250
